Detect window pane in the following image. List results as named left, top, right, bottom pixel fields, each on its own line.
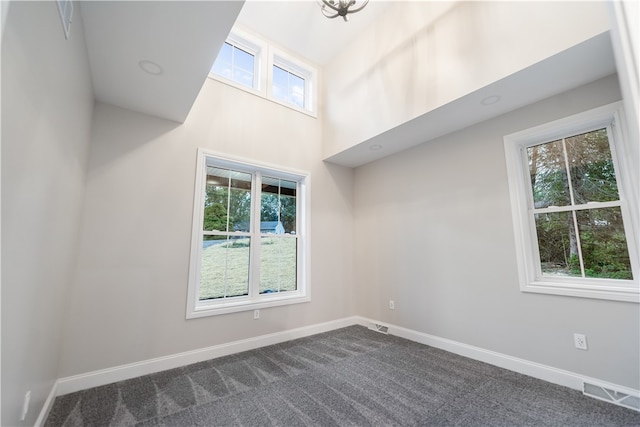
left=535, top=212, right=581, bottom=277
left=200, top=235, right=250, bottom=300
left=204, top=167, right=230, bottom=231
left=566, top=129, right=619, bottom=204
left=233, top=68, right=254, bottom=89
left=229, top=173, right=252, bottom=232
left=234, top=47, right=254, bottom=74
left=211, top=42, right=232, bottom=79
left=527, top=140, right=571, bottom=208
left=576, top=207, right=633, bottom=280
left=290, top=73, right=305, bottom=108
left=260, top=237, right=297, bottom=294
left=204, top=168, right=252, bottom=232
left=211, top=43, right=255, bottom=89
left=261, top=177, right=297, bottom=234
left=272, top=65, right=288, bottom=102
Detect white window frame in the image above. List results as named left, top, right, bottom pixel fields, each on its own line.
left=268, top=47, right=317, bottom=114
left=187, top=148, right=311, bottom=318
left=209, top=29, right=266, bottom=94
left=504, top=102, right=639, bottom=303
left=207, top=26, right=318, bottom=117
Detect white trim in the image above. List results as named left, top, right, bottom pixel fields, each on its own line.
left=56, top=317, right=360, bottom=397
left=359, top=317, right=639, bottom=412
left=503, top=102, right=640, bottom=302
left=47, top=316, right=637, bottom=414
left=207, top=25, right=318, bottom=118
left=187, top=148, right=311, bottom=318
left=34, top=381, right=58, bottom=427
left=267, top=45, right=318, bottom=115
left=208, top=28, right=265, bottom=94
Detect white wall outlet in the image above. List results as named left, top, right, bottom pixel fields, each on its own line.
left=253, top=309, right=260, bottom=319
left=20, top=390, right=31, bottom=421
left=574, top=333, right=588, bottom=350
left=389, top=300, right=395, bottom=310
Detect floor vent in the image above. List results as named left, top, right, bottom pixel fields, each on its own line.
left=368, top=323, right=389, bottom=334
left=583, top=382, right=640, bottom=412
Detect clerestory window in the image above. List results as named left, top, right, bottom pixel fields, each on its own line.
left=210, top=32, right=261, bottom=90
left=504, top=102, right=639, bottom=302
left=187, top=149, right=310, bottom=318
left=208, top=28, right=317, bottom=116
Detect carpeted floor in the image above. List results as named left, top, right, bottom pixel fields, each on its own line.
left=45, top=325, right=640, bottom=426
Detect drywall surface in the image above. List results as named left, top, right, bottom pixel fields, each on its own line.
left=58, top=79, right=355, bottom=377
left=353, top=75, right=640, bottom=389
left=323, top=1, right=610, bottom=159
left=1, top=2, right=94, bottom=425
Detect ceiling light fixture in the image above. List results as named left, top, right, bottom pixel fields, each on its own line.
left=318, top=0, right=369, bottom=22
left=138, top=60, right=163, bottom=76
left=480, top=95, right=501, bottom=106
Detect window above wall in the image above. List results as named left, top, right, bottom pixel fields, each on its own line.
left=504, top=102, right=639, bottom=303
left=209, top=28, right=317, bottom=117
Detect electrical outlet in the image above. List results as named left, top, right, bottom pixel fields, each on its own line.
left=20, top=391, right=31, bottom=421
left=389, top=300, right=395, bottom=310
left=253, top=309, right=260, bottom=319
left=574, top=333, right=588, bottom=350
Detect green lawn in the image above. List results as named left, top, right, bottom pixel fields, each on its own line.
left=199, top=237, right=297, bottom=300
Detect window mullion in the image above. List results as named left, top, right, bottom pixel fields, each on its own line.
left=249, top=172, right=262, bottom=298
left=561, top=138, right=586, bottom=278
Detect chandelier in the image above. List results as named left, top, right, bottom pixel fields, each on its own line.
left=318, top=0, right=369, bottom=22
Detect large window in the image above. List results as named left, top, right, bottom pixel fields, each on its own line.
left=504, top=103, right=639, bottom=302
left=187, top=150, right=309, bottom=318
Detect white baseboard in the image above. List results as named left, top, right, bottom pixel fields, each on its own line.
left=359, top=317, right=639, bottom=411
left=34, top=381, right=58, bottom=427
left=56, top=316, right=361, bottom=397
left=38, top=315, right=638, bottom=424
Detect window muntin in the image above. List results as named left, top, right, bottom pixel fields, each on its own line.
left=259, top=177, right=298, bottom=295
left=272, top=65, right=305, bottom=109
left=526, top=129, right=633, bottom=280
left=188, top=150, right=309, bottom=318
left=504, top=102, right=639, bottom=302
left=207, top=27, right=317, bottom=116
left=210, top=42, right=256, bottom=89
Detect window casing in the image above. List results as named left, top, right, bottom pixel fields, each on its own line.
left=504, top=102, right=639, bottom=302
left=210, top=32, right=262, bottom=91
left=208, top=27, right=318, bottom=116
left=187, top=149, right=310, bottom=318
left=269, top=50, right=316, bottom=113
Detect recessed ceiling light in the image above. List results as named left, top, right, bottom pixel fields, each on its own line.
left=138, top=60, right=163, bottom=76
left=369, top=144, right=382, bottom=151
left=481, top=95, right=501, bottom=106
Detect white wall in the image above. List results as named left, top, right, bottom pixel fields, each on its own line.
left=1, top=2, right=94, bottom=425
left=58, top=79, right=356, bottom=377
left=323, top=1, right=610, bottom=159
left=353, top=74, right=640, bottom=389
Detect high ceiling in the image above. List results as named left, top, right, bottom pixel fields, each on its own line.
left=79, top=1, right=617, bottom=167
left=79, top=0, right=389, bottom=123
left=235, top=1, right=393, bottom=65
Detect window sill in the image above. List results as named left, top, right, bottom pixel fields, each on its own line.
left=186, top=293, right=311, bottom=319
left=207, top=74, right=318, bottom=118
left=521, top=280, right=639, bottom=303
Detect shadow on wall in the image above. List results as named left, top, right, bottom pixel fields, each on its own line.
left=88, top=103, right=182, bottom=172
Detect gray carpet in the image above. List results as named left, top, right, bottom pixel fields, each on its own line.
left=45, top=325, right=640, bottom=426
